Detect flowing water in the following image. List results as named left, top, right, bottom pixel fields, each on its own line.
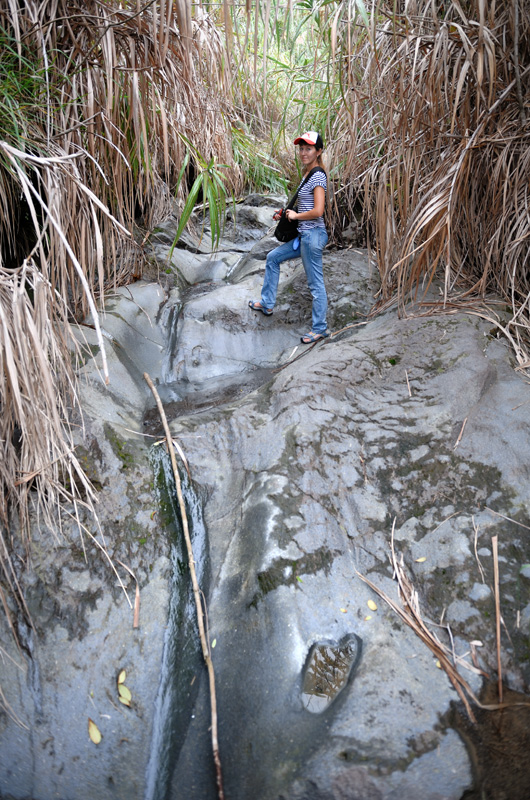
left=144, top=448, right=210, bottom=800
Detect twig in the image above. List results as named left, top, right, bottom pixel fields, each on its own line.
left=485, top=507, right=530, bottom=532
left=513, top=0, right=527, bottom=126
left=368, top=520, right=478, bottom=721
left=0, top=684, right=29, bottom=730
left=144, top=372, right=224, bottom=800
left=453, top=417, right=467, bottom=449
left=430, top=511, right=459, bottom=535
left=472, top=516, right=486, bottom=584
left=492, top=535, right=503, bottom=704
left=357, top=565, right=477, bottom=722
left=273, top=319, right=369, bottom=374
left=359, top=525, right=530, bottom=714
left=117, top=561, right=141, bottom=629
left=405, top=369, right=412, bottom=397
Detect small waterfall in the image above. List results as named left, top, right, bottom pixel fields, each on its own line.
left=144, top=447, right=210, bottom=800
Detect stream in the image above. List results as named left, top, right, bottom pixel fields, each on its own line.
left=1, top=194, right=530, bottom=800
left=144, top=449, right=210, bottom=800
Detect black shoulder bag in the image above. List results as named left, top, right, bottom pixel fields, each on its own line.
left=274, top=167, right=326, bottom=242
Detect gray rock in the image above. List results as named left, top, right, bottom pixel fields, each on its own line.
left=3, top=200, right=530, bottom=800
left=469, top=582, right=491, bottom=601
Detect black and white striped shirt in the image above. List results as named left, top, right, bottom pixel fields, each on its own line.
left=297, top=169, right=327, bottom=232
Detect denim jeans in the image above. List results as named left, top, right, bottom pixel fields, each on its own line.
left=261, top=227, right=329, bottom=334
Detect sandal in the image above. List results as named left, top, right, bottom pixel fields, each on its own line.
left=249, top=300, right=273, bottom=316
left=301, top=331, right=329, bottom=344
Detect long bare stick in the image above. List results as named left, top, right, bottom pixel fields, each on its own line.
left=144, top=372, right=224, bottom=800
left=492, top=535, right=503, bottom=703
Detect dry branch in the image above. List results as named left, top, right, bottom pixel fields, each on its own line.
left=357, top=520, right=530, bottom=718
left=492, top=535, right=503, bottom=703
left=357, top=521, right=478, bottom=722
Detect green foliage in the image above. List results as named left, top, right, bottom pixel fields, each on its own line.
left=231, top=127, right=286, bottom=194
left=228, top=0, right=371, bottom=176
left=0, top=33, right=44, bottom=142
left=169, top=134, right=231, bottom=256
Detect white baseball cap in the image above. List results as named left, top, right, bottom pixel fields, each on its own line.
left=293, top=131, right=324, bottom=148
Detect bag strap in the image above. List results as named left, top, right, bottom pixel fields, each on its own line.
left=285, top=166, right=326, bottom=211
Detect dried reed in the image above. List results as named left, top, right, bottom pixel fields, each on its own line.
left=0, top=0, right=238, bottom=626
left=325, top=0, right=530, bottom=362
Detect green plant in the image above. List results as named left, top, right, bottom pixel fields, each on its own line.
left=230, top=126, right=286, bottom=194
left=168, top=134, right=232, bottom=256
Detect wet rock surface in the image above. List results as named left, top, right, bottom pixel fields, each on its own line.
left=1, top=196, right=530, bottom=800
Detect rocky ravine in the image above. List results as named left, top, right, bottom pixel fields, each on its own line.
left=1, top=196, right=530, bottom=800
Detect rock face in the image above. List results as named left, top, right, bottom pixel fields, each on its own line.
left=1, top=197, right=530, bottom=800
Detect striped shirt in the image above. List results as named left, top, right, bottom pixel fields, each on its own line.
left=297, top=169, right=327, bottom=232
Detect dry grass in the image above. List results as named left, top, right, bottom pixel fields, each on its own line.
left=0, top=0, right=239, bottom=627
left=0, top=0, right=240, bottom=314
left=357, top=520, right=481, bottom=722
left=0, top=259, right=96, bottom=630
left=358, top=520, right=530, bottom=720
left=326, top=0, right=530, bottom=362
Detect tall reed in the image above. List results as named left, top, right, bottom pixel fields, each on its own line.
left=325, top=0, right=530, bottom=363
left=0, top=0, right=238, bottom=624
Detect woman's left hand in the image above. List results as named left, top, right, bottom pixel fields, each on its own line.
left=285, top=209, right=298, bottom=221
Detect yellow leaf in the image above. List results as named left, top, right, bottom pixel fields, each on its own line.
left=340, top=608, right=347, bottom=613
left=367, top=599, right=377, bottom=611
left=364, top=615, right=372, bottom=621
left=118, top=670, right=126, bottom=685
left=118, top=684, right=132, bottom=703
left=119, top=696, right=131, bottom=707
left=88, top=718, right=102, bottom=744
left=415, top=557, right=427, bottom=563
left=435, top=659, right=442, bottom=669
left=211, top=639, right=217, bottom=648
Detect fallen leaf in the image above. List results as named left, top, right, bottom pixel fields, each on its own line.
left=296, top=576, right=303, bottom=583
left=367, top=599, right=377, bottom=611
left=118, top=670, right=126, bottom=685
left=340, top=608, right=348, bottom=613
left=415, top=557, right=427, bottom=563
left=435, top=659, right=442, bottom=669
left=119, top=696, right=131, bottom=707
left=88, top=718, right=102, bottom=744
left=118, top=684, right=132, bottom=704
left=211, top=639, right=217, bottom=649
left=364, top=615, right=372, bottom=621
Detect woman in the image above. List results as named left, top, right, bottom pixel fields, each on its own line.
left=249, top=131, right=329, bottom=344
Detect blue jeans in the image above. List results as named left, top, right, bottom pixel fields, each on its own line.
left=261, top=227, right=329, bottom=334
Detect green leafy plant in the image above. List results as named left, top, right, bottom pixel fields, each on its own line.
left=168, top=134, right=232, bottom=257
left=231, top=125, right=286, bottom=194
